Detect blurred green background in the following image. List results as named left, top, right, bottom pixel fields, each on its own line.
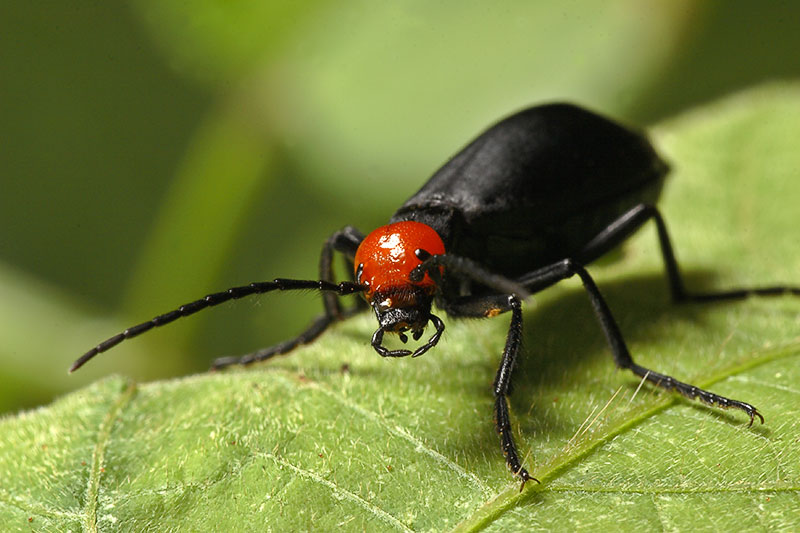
left=2, top=1, right=800, bottom=415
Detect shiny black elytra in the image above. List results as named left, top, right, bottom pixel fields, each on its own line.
left=72, top=103, right=799, bottom=489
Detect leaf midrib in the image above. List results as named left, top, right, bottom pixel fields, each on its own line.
left=82, top=380, right=137, bottom=532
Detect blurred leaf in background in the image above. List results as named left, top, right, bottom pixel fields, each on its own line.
left=2, top=0, right=800, bottom=416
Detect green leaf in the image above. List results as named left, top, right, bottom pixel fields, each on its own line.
left=2, top=83, right=800, bottom=531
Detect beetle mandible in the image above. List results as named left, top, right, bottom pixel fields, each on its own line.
left=72, top=103, right=800, bottom=488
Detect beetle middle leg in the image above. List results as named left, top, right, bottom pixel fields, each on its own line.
left=439, top=293, right=538, bottom=489
left=516, top=257, right=764, bottom=425
left=211, top=227, right=366, bottom=370
left=539, top=201, right=799, bottom=421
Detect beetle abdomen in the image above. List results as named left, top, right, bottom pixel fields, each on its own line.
left=393, top=103, right=668, bottom=273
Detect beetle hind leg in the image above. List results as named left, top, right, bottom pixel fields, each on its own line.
left=578, top=203, right=800, bottom=302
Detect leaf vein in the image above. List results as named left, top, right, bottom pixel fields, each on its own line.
left=649, top=493, right=669, bottom=533
left=271, top=371, right=492, bottom=496
left=257, top=451, right=414, bottom=533
left=728, top=375, right=800, bottom=396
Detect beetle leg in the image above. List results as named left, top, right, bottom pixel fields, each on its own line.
left=517, top=257, right=764, bottom=425
left=441, top=293, right=539, bottom=489
left=202, top=280, right=366, bottom=370
left=212, top=303, right=366, bottom=370
left=493, top=296, right=540, bottom=490
left=319, top=226, right=366, bottom=317
left=576, top=203, right=800, bottom=302
left=574, top=203, right=702, bottom=300
left=207, top=228, right=368, bottom=371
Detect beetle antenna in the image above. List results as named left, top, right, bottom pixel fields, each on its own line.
left=70, top=279, right=366, bottom=372
left=411, top=255, right=531, bottom=299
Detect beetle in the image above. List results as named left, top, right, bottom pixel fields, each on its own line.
left=71, top=103, right=799, bottom=488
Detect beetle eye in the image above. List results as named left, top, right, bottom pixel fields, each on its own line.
left=356, top=263, right=364, bottom=283
left=415, top=249, right=432, bottom=261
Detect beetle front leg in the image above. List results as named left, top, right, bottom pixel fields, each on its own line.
left=211, top=307, right=364, bottom=370
left=493, top=295, right=539, bottom=489
left=441, top=293, right=539, bottom=489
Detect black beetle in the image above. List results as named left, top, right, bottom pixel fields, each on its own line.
left=72, top=103, right=799, bottom=488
